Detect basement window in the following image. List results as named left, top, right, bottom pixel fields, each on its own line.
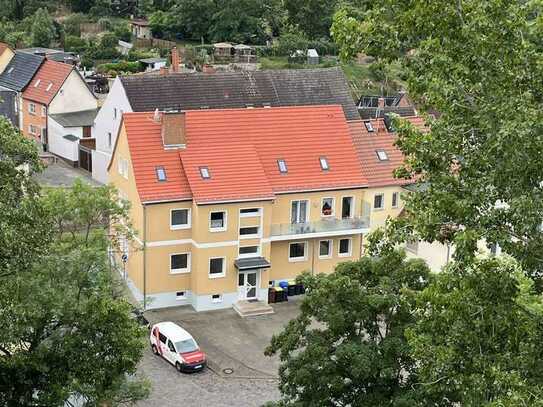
left=200, top=166, right=210, bottom=179
left=156, top=166, right=167, bottom=181
left=319, top=156, right=329, bottom=170
left=176, top=291, right=186, bottom=300
left=376, top=150, right=389, bottom=161
left=211, top=294, right=223, bottom=303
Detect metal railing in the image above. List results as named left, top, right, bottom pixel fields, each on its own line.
left=270, top=216, right=370, bottom=237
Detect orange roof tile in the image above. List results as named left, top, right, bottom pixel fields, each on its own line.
left=121, top=105, right=368, bottom=204
left=349, top=116, right=425, bottom=187
left=22, top=60, right=73, bottom=105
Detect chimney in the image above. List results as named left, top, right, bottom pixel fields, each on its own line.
left=153, top=108, right=161, bottom=123
left=171, top=47, right=180, bottom=73
left=377, top=97, right=385, bottom=108
left=161, top=112, right=186, bottom=148
left=159, top=66, right=168, bottom=76
left=202, top=64, right=215, bottom=74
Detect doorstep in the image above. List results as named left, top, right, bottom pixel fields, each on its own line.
left=233, top=300, right=274, bottom=318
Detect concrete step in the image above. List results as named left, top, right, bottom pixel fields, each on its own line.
left=233, top=300, right=274, bottom=318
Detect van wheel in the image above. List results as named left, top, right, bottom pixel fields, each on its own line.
left=175, top=362, right=183, bottom=373
left=151, top=344, right=159, bottom=355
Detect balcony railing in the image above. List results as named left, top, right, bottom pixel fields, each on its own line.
left=270, top=216, right=370, bottom=239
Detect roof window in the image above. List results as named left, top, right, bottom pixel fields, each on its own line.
left=7, top=67, right=13, bottom=74
left=277, top=159, right=287, bottom=174
left=34, top=79, right=41, bottom=87
left=376, top=150, right=389, bottom=161
left=364, top=121, right=374, bottom=132
left=200, top=166, right=210, bottom=179
left=156, top=166, right=167, bottom=181
left=46, top=82, right=53, bottom=92
left=319, top=157, right=329, bottom=171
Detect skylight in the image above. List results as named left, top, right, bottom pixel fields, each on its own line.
left=156, top=166, right=167, bottom=181
left=319, top=157, right=329, bottom=170
left=200, top=167, right=210, bottom=179
left=46, top=83, right=53, bottom=92
left=364, top=121, right=374, bottom=132
left=277, top=159, right=287, bottom=173
left=34, top=79, right=41, bottom=87
left=376, top=150, right=389, bottom=161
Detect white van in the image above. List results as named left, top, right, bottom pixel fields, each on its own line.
left=150, top=322, right=206, bottom=373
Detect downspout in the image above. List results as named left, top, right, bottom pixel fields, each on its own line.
left=143, top=203, right=147, bottom=310
left=311, top=238, right=315, bottom=275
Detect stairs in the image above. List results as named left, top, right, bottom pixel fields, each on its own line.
left=233, top=300, right=274, bottom=318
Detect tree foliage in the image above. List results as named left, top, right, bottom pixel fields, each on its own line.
left=265, top=251, right=431, bottom=406
left=30, top=7, right=56, bottom=47
left=0, top=120, right=148, bottom=406
left=332, top=0, right=543, bottom=283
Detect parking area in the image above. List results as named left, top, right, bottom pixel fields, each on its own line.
left=138, top=300, right=301, bottom=406
left=34, top=159, right=100, bottom=188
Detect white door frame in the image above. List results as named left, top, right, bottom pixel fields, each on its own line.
left=237, top=269, right=260, bottom=300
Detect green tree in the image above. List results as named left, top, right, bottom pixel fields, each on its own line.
left=171, top=0, right=215, bottom=41
left=332, top=0, right=543, bottom=283
left=30, top=7, right=56, bottom=47
left=0, top=123, right=148, bottom=406
left=210, top=0, right=268, bottom=43
left=265, top=250, right=431, bottom=406
left=407, top=257, right=543, bottom=405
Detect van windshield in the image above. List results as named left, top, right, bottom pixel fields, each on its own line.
left=175, top=338, right=198, bottom=353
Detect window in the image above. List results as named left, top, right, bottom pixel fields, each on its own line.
left=364, top=120, right=374, bottom=132
left=156, top=166, right=167, bottom=181
left=277, top=159, right=288, bottom=173
left=291, top=200, right=308, bottom=224
left=319, top=240, right=332, bottom=258
left=338, top=238, right=352, bottom=257
left=319, top=156, right=329, bottom=170
left=289, top=242, right=306, bottom=261
left=406, top=240, right=419, bottom=254
left=170, top=253, right=190, bottom=274
left=200, top=166, right=210, bottom=179
left=107, top=132, right=112, bottom=148
left=209, top=211, right=226, bottom=231
left=176, top=291, right=186, bottom=300
left=373, top=194, right=384, bottom=210
left=239, top=226, right=259, bottom=237
left=7, top=67, right=13, bottom=74
left=28, top=103, right=36, bottom=114
left=46, top=83, right=52, bottom=92
left=42, top=106, right=46, bottom=117
left=376, top=150, right=389, bottom=161
left=239, top=246, right=259, bottom=256
left=392, top=192, right=399, bottom=208
left=342, top=196, right=354, bottom=219
left=158, top=332, right=167, bottom=344
left=211, top=294, right=223, bottom=303
left=118, top=158, right=129, bottom=179
left=167, top=340, right=175, bottom=352
left=240, top=208, right=261, bottom=217
left=171, top=208, right=190, bottom=229
left=113, top=108, right=117, bottom=119
left=321, top=197, right=334, bottom=217
left=209, top=257, right=225, bottom=278
left=29, top=125, right=37, bottom=135
left=34, top=79, right=41, bottom=87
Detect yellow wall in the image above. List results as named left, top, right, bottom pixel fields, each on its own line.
left=365, top=185, right=405, bottom=230
left=0, top=47, right=14, bottom=74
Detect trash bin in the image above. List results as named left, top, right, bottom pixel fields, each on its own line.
left=287, top=280, right=297, bottom=296
left=274, top=287, right=287, bottom=302
left=294, top=283, right=303, bottom=295
left=268, top=287, right=276, bottom=304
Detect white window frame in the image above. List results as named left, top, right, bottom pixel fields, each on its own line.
left=373, top=193, right=384, bottom=210
left=341, top=196, right=355, bottom=219
left=28, top=125, right=35, bottom=135
left=290, top=199, right=309, bottom=224
left=321, top=197, right=335, bottom=217
left=170, top=252, right=191, bottom=274
left=288, top=241, right=307, bottom=262
left=41, top=106, right=46, bottom=117
left=176, top=291, right=186, bottom=300
left=170, top=208, right=191, bottom=230
left=239, top=207, right=262, bottom=218
left=376, top=150, right=389, bottom=161
left=208, top=257, right=226, bottom=279
left=338, top=238, right=352, bottom=257
left=319, top=156, right=329, bottom=170
left=209, top=210, right=227, bottom=232
left=318, top=239, right=333, bottom=259
left=392, top=192, right=399, bottom=208
left=28, top=103, right=36, bottom=115
left=238, top=245, right=261, bottom=258
left=211, top=294, right=223, bottom=303
left=118, top=158, right=128, bottom=179
left=239, top=225, right=260, bottom=239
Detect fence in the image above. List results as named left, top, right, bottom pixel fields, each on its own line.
left=134, top=38, right=176, bottom=50
left=80, top=22, right=103, bottom=35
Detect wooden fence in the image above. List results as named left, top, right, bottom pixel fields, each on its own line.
left=134, top=38, right=176, bottom=50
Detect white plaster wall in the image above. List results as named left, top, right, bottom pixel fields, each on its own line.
left=48, top=70, right=97, bottom=114
left=92, top=77, right=133, bottom=184
left=48, top=117, right=82, bottom=162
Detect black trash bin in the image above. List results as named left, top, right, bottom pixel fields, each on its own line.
left=268, top=288, right=276, bottom=304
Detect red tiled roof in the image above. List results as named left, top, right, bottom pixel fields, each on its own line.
left=349, top=116, right=425, bottom=187
left=121, top=105, right=368, bottom=204
left=22, top=60, right=73, bottom=105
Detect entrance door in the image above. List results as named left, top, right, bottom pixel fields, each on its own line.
left=238, top=271, right=259, bottom=300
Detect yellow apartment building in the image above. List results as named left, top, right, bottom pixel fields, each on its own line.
left=109, top=105, right=413, bottom=311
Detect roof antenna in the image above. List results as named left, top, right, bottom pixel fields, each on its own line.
left=154, top=108, right=161, bottom=123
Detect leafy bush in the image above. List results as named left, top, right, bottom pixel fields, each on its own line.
left=96, top=60, right=142, bottom=75
left=114, top=22, right=132, bottom=42
left=64, top=35, right=88, bottom=53
left=127, top=49, right=159, bottom=62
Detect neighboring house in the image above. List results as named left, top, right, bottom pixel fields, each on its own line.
left=18, top=47, right=78, bottom=65
left=131, top=19, right=151, bottom=39
left=0, top=51, right=44, bottom=129
left=48, top=108, right=99, bottom=170
left=0, top=85, right=18, bottom=126
left=357, top=93, right=417, bottom=120
left=108, top=105, right=373, bottom=312
left=139, top=57, right=167, bottom=72
left=92, top=67, right=360, bottom=184
left=20, top=59, right=97, bottom=157
left=0, top=43, right=15, bottom=74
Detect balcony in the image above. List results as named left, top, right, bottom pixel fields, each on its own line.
left=270, top=216, right=370, bottom=241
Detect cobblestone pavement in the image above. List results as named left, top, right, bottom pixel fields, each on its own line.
left=136, top=347, right=280, bottom=407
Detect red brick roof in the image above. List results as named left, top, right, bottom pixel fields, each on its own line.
left=120, top=105, right=368, bottom=204
left=22, top=60, right=73, bottom=105
left=349, top=117, right=425, bottom=187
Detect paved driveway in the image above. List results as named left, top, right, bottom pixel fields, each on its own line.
left=138, top=300, right=301, bottom=406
